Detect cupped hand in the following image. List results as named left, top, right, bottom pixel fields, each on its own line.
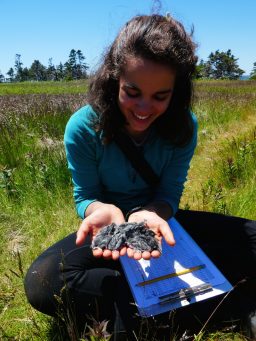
left=127, top=210, right=175, bottom=260
left=76, top=203, right=126, bottom=260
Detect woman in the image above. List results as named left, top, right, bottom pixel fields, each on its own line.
left=24, top=14, right=256, bottom=339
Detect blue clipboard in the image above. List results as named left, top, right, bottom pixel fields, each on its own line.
left=120, top=218, right=233, bottom=317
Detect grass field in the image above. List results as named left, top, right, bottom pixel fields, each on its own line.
left=0, top=80, right=255, bottom=340
left=0, top=80, right=88, bottom=95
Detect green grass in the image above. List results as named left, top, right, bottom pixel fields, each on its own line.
left=180, top=80, right=256, bottom=219
left=183, top=127, right=256, bottom=217
left=0, top=80, right=256, bottom=340
left=0, top=100, right=80, bottom=339
left=0, top=79, right=88, bottom=95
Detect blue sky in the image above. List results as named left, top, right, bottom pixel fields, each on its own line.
left=0, top=0, right=255, bottom=76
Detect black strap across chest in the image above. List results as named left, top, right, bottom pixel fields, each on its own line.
left=114, top=131, right=160, bottom=187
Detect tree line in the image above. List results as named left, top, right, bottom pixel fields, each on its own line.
left=195, top=49, right=256, bottom=80
left=0, top=49, right=88, bottom=83
left=0, top=48, right=256, bottom=83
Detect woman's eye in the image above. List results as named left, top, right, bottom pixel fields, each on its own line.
left=154, top=96, right=168, bottom=101
left=126, top=91, right=140, bottom=98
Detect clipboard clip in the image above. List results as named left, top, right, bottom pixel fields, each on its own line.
left=159, top=283, right=213, bottom=304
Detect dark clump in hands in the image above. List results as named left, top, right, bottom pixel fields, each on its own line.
left=91, top=222, right=162, bottom=253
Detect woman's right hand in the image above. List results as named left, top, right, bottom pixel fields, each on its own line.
left=76, top=202, right=126, bottom=260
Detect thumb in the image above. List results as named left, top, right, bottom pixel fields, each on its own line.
left=76, top=219, right=90, bottom=246
left=159, top=224, right=176, bottom=246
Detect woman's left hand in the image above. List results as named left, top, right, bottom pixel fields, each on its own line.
left=127, top=210, right=175, bottom=260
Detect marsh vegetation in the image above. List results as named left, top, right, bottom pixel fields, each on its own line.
left=0, top=80, right=255, bottom=340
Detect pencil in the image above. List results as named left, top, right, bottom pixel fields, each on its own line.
left=136, top=264, right=206, bottom=287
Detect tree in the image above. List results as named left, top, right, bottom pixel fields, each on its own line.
left=194, top=59, right=211, bottom=79
left=29, top=60, right=47, bottom=81
left=63, top=61, right=73, bottom=81
left=47, top=58, right=57, bottom=81
left=249, top=62, right=256, bottom=80
left=14, top=54, right=24, bottom=81
left=76, top=49, right=88, bottom=79
left=0, top=70, right=4, bottom=83
left=66, top=49, right=77, bottom=80
left=3, top=49, right=88, bottom=82
left=64, top=49, right=88, bottom=80
left=56, top=62, right=65, bottom=81
left=21, top=67, right=30, bottom=81
left=6, top=68, right=15, bottom=82
left=205, top=49, right=244, bottom=80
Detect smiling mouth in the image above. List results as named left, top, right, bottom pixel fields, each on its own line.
left=133, top=112, right=151, bottom=120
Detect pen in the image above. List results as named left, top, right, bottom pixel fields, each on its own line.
left=136, top=264, right=206, bottom=287
left=158, top=283, right=212, bottom=304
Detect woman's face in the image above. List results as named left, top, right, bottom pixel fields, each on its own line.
left=118, top=57, right=176, bottom=138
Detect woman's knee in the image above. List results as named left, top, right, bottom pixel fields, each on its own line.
left=24, top=253, right=63, bottom=315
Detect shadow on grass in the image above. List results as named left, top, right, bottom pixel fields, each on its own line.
left=46, top=318, right=70, bottom=341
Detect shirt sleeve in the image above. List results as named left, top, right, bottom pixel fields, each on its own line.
left=64, top=106, right=101, bottom=219
left=155, top=113, right=198, bottom=215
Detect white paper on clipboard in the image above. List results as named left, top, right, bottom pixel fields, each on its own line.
left=120, top=217, right=232, bottom=317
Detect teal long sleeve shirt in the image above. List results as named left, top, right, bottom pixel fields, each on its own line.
left=64, top=105, right=198, bottom=219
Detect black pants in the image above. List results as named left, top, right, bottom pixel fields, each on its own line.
left=24, top=210, right=256, bottom=338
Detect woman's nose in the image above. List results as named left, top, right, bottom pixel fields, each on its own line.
left=135, top=99, right=152, bottom=114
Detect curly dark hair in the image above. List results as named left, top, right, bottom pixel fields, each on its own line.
left=87, top=14, right=198, bottom=146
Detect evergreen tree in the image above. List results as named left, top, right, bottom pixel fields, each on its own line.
left=47, top=58, right=57, bottom=81
left=249, top=62, right=256, bottom=80
left=64, top=61, right=73, bottom=80
left=206, top=49, right=244, bottom=80
left=14, top=54, right=24, bottom=81
left=56, top=62, right=65, bottom=81
left=64, top=49, right=88, bottom=80
left=68, top=49, right=77, bottom=79
left=21, top=67, right=30, bottom=81
left=6, top=68, right=15, bottom=82
left=0, top=70, right=4, bottom=83
left=76, top=49, right=88, bottom=79
left=29, top=60, right=47, bottom=81
left=194, top=59, right=211, bottom=79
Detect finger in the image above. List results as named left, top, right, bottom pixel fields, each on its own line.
left=76, top=220, right=90, bottom=246
left=119, top=247, right=127, bottom=256
left=127, top=248, right=135, bottom=258
left=151, top=250, right=161, bottom=258
left=133, top=252, right=142, bottom=260
left=159, top=224, right=175, bottom=246
left=141, top=251, right=151, bottom=260
left=103, top=249, right=112, bottom=258
left=111, top=250, right=120, bottom=260
left=93, top=248, right=103, bottom=257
